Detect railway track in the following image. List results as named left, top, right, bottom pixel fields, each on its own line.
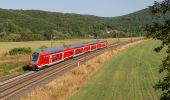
left=0, top=38, right=143, bottom=100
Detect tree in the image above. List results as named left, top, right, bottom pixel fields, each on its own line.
left=7, top=33, right=21, bottom=41
left=145, top=0, right=170, bottom=99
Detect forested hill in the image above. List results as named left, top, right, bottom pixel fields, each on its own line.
left=0, top=8, right=115, bottom=41
left=112, top=9, right=152, bottom=33
left=0, top=8, right=169, bottom=41
left=112, top=8, right=170, bottom=33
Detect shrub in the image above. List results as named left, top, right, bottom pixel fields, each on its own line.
left=9, top=47, right=32, bottom=55
left=39, top=45, right=48, bottom=49
left=7, top=33, right=21, bottom=41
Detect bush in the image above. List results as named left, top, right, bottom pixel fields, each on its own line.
left=39, top=45, right=48, bottom=49
left=7, top=33, right=21, bottom=41
left=9, top=47, right=32, bottom=55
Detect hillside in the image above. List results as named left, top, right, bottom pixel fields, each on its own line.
left=0, top=8, right=169, bottom=41
left=0, top=8, right=114, bottom=41
left=112, top=8, right=170, bottom=34
left=112, top=9, right=152, bottom=33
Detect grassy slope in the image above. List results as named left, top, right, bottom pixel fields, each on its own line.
left=70, top=40, right=165, bottom=100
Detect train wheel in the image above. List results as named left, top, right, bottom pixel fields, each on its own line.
left=32, top=66, right=37, bottom=71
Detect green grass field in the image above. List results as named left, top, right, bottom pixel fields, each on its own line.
left=69, top=40, right=165, bottom=100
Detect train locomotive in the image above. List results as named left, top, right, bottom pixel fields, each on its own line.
left=29, top=40, right=108, bottom=70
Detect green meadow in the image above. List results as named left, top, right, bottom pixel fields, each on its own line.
left=70, top=40, right=165, bottom=100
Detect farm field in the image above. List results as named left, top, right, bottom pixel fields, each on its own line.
left=0, top=38, right=132, bottom=55
left=0, top=38, right=133, bottom=76
left=69, top=40, right=165, bottom=100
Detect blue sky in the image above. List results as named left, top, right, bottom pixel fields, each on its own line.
left=0, top=0, right=159, bottom=17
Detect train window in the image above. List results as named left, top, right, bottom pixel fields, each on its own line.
left=75, top=50, right=82, bottom=54
left=70, top=50, right=73, bottom=54
left=52, top=56, right=62, bottom=62
left=32, top=53, right=39, bottom=62
left=91, top=45, right=96, bottom=49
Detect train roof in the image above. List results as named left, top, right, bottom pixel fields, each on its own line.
left=33, top=46, right=64, bottom=54
left=100, top=40, right=107, bottom=42
left=71, top=42, right=84, bottom=48
left=87, top=40, right=107, bottom=44
left=33, top=40, right=107, bottom=54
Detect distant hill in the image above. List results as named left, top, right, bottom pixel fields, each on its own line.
left=0, top=8, right=115, bottom=41
left=112, top=8, right=170, bottom=33
left=112, top=9, right=151, bottom=33
left=0, top=8, right=169, bottom=41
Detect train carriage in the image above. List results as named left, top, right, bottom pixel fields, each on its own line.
left=88, top=40, right=100, bottom=51
left=63, top=46, right=74, bottom=59
left=72, top=43, right=85, bottom=57
left=99, top=40, right=108, bottom=48
left=83, top=43, right=91, bottom=52
left=29, top=40, right=108, bottom=70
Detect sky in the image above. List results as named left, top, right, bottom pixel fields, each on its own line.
left=0, top=0, right=160, bottom=17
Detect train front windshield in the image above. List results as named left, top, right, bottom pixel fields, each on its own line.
left=32, top=53, right=39, bottom=63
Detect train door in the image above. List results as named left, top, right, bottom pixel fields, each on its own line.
left=50, top=55, right=52, bottom=64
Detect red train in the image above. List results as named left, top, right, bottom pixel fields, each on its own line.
left=29, top=40, right=108, bottom=70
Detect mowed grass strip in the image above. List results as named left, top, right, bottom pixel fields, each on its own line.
left=69, top=40, right=165, bottom=100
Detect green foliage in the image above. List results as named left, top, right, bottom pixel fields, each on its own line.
left=112, top=8, right=170, bottom=34
left=9, top=47, right=32, bottom=55
left=0, top=8, right=115, bottom=41
left=145, top=0, right=170, bottom=99
left=7, top=33, right=21, bottom=41
left=39, top=45, right=48, bottom=49
left=0, top=61, right=27, bottom=76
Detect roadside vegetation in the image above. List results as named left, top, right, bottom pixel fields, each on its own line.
left=21, top=39, right=143, bottom=100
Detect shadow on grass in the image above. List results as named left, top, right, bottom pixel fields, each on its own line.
left=22, top=65, right=31, bottom=71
